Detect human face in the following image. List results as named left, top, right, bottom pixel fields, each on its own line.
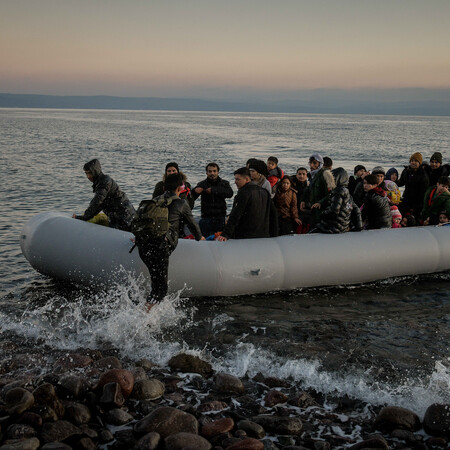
left=267, top=160, right=277, bottom=171
left=248, top=168, right=260, bottom=181
left=409, top=159, right=420, bottom=169
left=280, top=179, right=291, bottom=191
left=309, top=159, right=320, bottom=171
left=389, top=172, right=398, bottom=182
left=436, top=183, right=449, bottom=195
left=439, top=213, right=449, bottom=224
left=296, top=170, right=308, bottom=183
left=166, top=166, right=178, bottom=176
left=206, top=165, right=219, bottom=181
left=393, top=217, right=401, bottom=225
left=355, top=169, right=365, bottom=178
left=84, top=170, right=94, bottom=182
left=234, top=174, right=250, bottom=189
left=363, top=180, right=377, bottom=192
left=430, top=159, right=441, bottom=170
left=375, top=174, right=385, bottom=185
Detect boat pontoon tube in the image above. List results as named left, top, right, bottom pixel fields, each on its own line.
left=21, top=212, right=450, bottom=297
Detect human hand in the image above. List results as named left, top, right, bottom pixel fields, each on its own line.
left=72, top=213, right=77, bottom=218
left=216, top=235, right=228, bottom=242
left=194, top=187, right=203, bottom=194
left=205, top=188, right=212, bottom=194
left=295, top=218, right=302, bottom=225
left=300, top=202, right=306, bottom=211
left=311, top=203, right=321, bottom=209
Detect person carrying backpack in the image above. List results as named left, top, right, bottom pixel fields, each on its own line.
left=132, top=173, right=205, bottom=311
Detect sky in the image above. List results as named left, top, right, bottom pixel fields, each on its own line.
left=1, top=0, right=450, bottom=101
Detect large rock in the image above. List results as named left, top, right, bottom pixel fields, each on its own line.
left=287, top=392, right=319, bottom=408
left=64, top=402, right=92, bottom=425
left=225, top=437, right=265, bottom=449
left=40, top=443, right=72, bottom=450
left=53, top=353, right=93, bottom=371
left=197, top=400, right=229, bottom=413
left=252, top=415, right=303, bottom=435
left=423, top=403, right=450, bottom=437
left=131, top=379, right=165, bottom=400
left=95, top=369, right=134, bottom=397
left=134, top=406, right=198, bottom=437
left=215, top=373, right=245, bottom=394
left=57, top=375, right=86, bottom=399
left=165, top=432, right=212, bottom=450
left=374, top=406, right=421, bottom=432
left=237, top=420, right=266, bottom=439
left=135, top=432, right=161, bottom=450
left=0, top=437, right=40, bottom=450
left=33, top=384, right=64, bottom=418
left=100, top=382, right=125, bottom=407
left=6, top=424, right=36, bottom=440
left=105, top=408, right=134, bottom=425
left=201, top=417, right=235, bottom=438
left=168, top=354, right=213, bottom=378
left=264, top=390, right=288, bottom=407
left=5, top=388, right=35, bottom=416
left=40, top=420, right=81, bottom=443
left=93, top=356, right=122, bottom=370
left=348, top=437, right=389, bottom=449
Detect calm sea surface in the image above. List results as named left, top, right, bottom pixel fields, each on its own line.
left=1, top=108, right=449, bottom=417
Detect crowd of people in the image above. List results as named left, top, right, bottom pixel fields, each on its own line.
left=73, top=152, right=450, bottom=307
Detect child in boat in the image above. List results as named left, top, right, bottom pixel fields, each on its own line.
left=385, top=168, right=399, bottom=182
left=273, top=176, right=302, bottom=235
left=390, top=205, right=402, bottom=228
left=361, top=174, right=392, bottom=229
left=421, top=176, right=450, bottom=225
left=267, top=156, right=285, bottom=189
left=439, top=212, right=449, bottom=225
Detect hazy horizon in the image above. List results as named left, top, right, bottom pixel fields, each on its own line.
left=1, top=1, right=450, bottom=108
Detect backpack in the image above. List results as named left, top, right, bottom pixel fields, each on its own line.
left=131, top=195, right=177, bottom=245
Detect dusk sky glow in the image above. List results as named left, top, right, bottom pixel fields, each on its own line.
left=1, top=0, right=450, bottom=100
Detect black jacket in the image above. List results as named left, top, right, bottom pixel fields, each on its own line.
left=361, top=188, right=392, bottom=229
left=161, top=192, right=202, bottom=249
left=77, top=159, right=136, bottom=230
left=316, top=168, right=354, bottom=234
left=423, top=164, right=450, bottom=187
left=397, top=165, right=429, bottom=215
left=222, top=183, right=278, bottom=239
left=192, top=176, right=234, bottom=218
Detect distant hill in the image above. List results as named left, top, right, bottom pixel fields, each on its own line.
left=1, top=92, right=449, bottom=116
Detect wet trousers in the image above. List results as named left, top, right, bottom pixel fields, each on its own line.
left=137, top=239, right=172, bottom=304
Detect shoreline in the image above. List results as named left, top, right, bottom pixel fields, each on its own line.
left=0, top=348, right=448, bottom=449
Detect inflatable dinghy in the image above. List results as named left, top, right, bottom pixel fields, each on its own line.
left=21, top=212, right=450, bottom=297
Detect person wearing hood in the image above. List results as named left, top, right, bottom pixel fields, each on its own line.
left=385, top=167, right=399, bottom=182
left=397, top=152, right=429, bottom=220
left=153, top=162, right=194, bottom=209
left=73, top=159, right=136, bottom=231
left=248, top=159, right=273, bottom=197
left=311, top=168, right=360, bottom=233
left=423, top=152, right=449, bottom=187
left=300, top=153, right=330, bottom=226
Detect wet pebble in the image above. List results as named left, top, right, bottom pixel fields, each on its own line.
left=5, top=388, right=34, bottom=416
left=168, top=353, right=214, bottom=378
left=0, top=437, right=40, bottom=450
left=201, top=417, right=235, bottom=438
left=131, top=378, right=165, bottom=400
left=374, top=405, right=421, bottom=432
left=135, top=431, right=160, bottom=450
left=105, top=408, right=134, bottom=425
left=95, top=368, right=134, bottom=398
left=165, top=431, right=212, bottom=450
left=423, top=402, right=450, bottom=437
left=237, top=420, right=266, bottom=439
left=215, top=373, right=245, bottom=394
left=40, top=420, right=81, bottom=443
left=264, top=390, right=288, bottom=407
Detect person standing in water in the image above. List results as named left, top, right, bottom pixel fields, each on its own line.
left=73, top=159, right=136, bottom=231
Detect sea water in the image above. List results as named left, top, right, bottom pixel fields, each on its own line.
left=0, top=108, right=449, bottom=418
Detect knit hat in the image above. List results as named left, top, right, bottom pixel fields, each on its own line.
left=430, top=152, right=443, bottom=164
left=385, top=167, right=398, bottom=181
left=165, top=162, right=179, bottom=173
left=248, top=159, right=268, bottom=177
left=410, top=152, right=423, bottom=165
left=391, top=205, right=402, bottom=219
left=354, top=164, right=366, bottom=175
left=372, top=166, right=385, bottom=176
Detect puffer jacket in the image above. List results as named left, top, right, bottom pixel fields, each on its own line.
left=191, top=176, right=234, bottom=218
left=361, top=187, right=392, bottom=229
left=316, top=168, right=353, bottom=233
left=77, top=159, right=136, bottom=230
